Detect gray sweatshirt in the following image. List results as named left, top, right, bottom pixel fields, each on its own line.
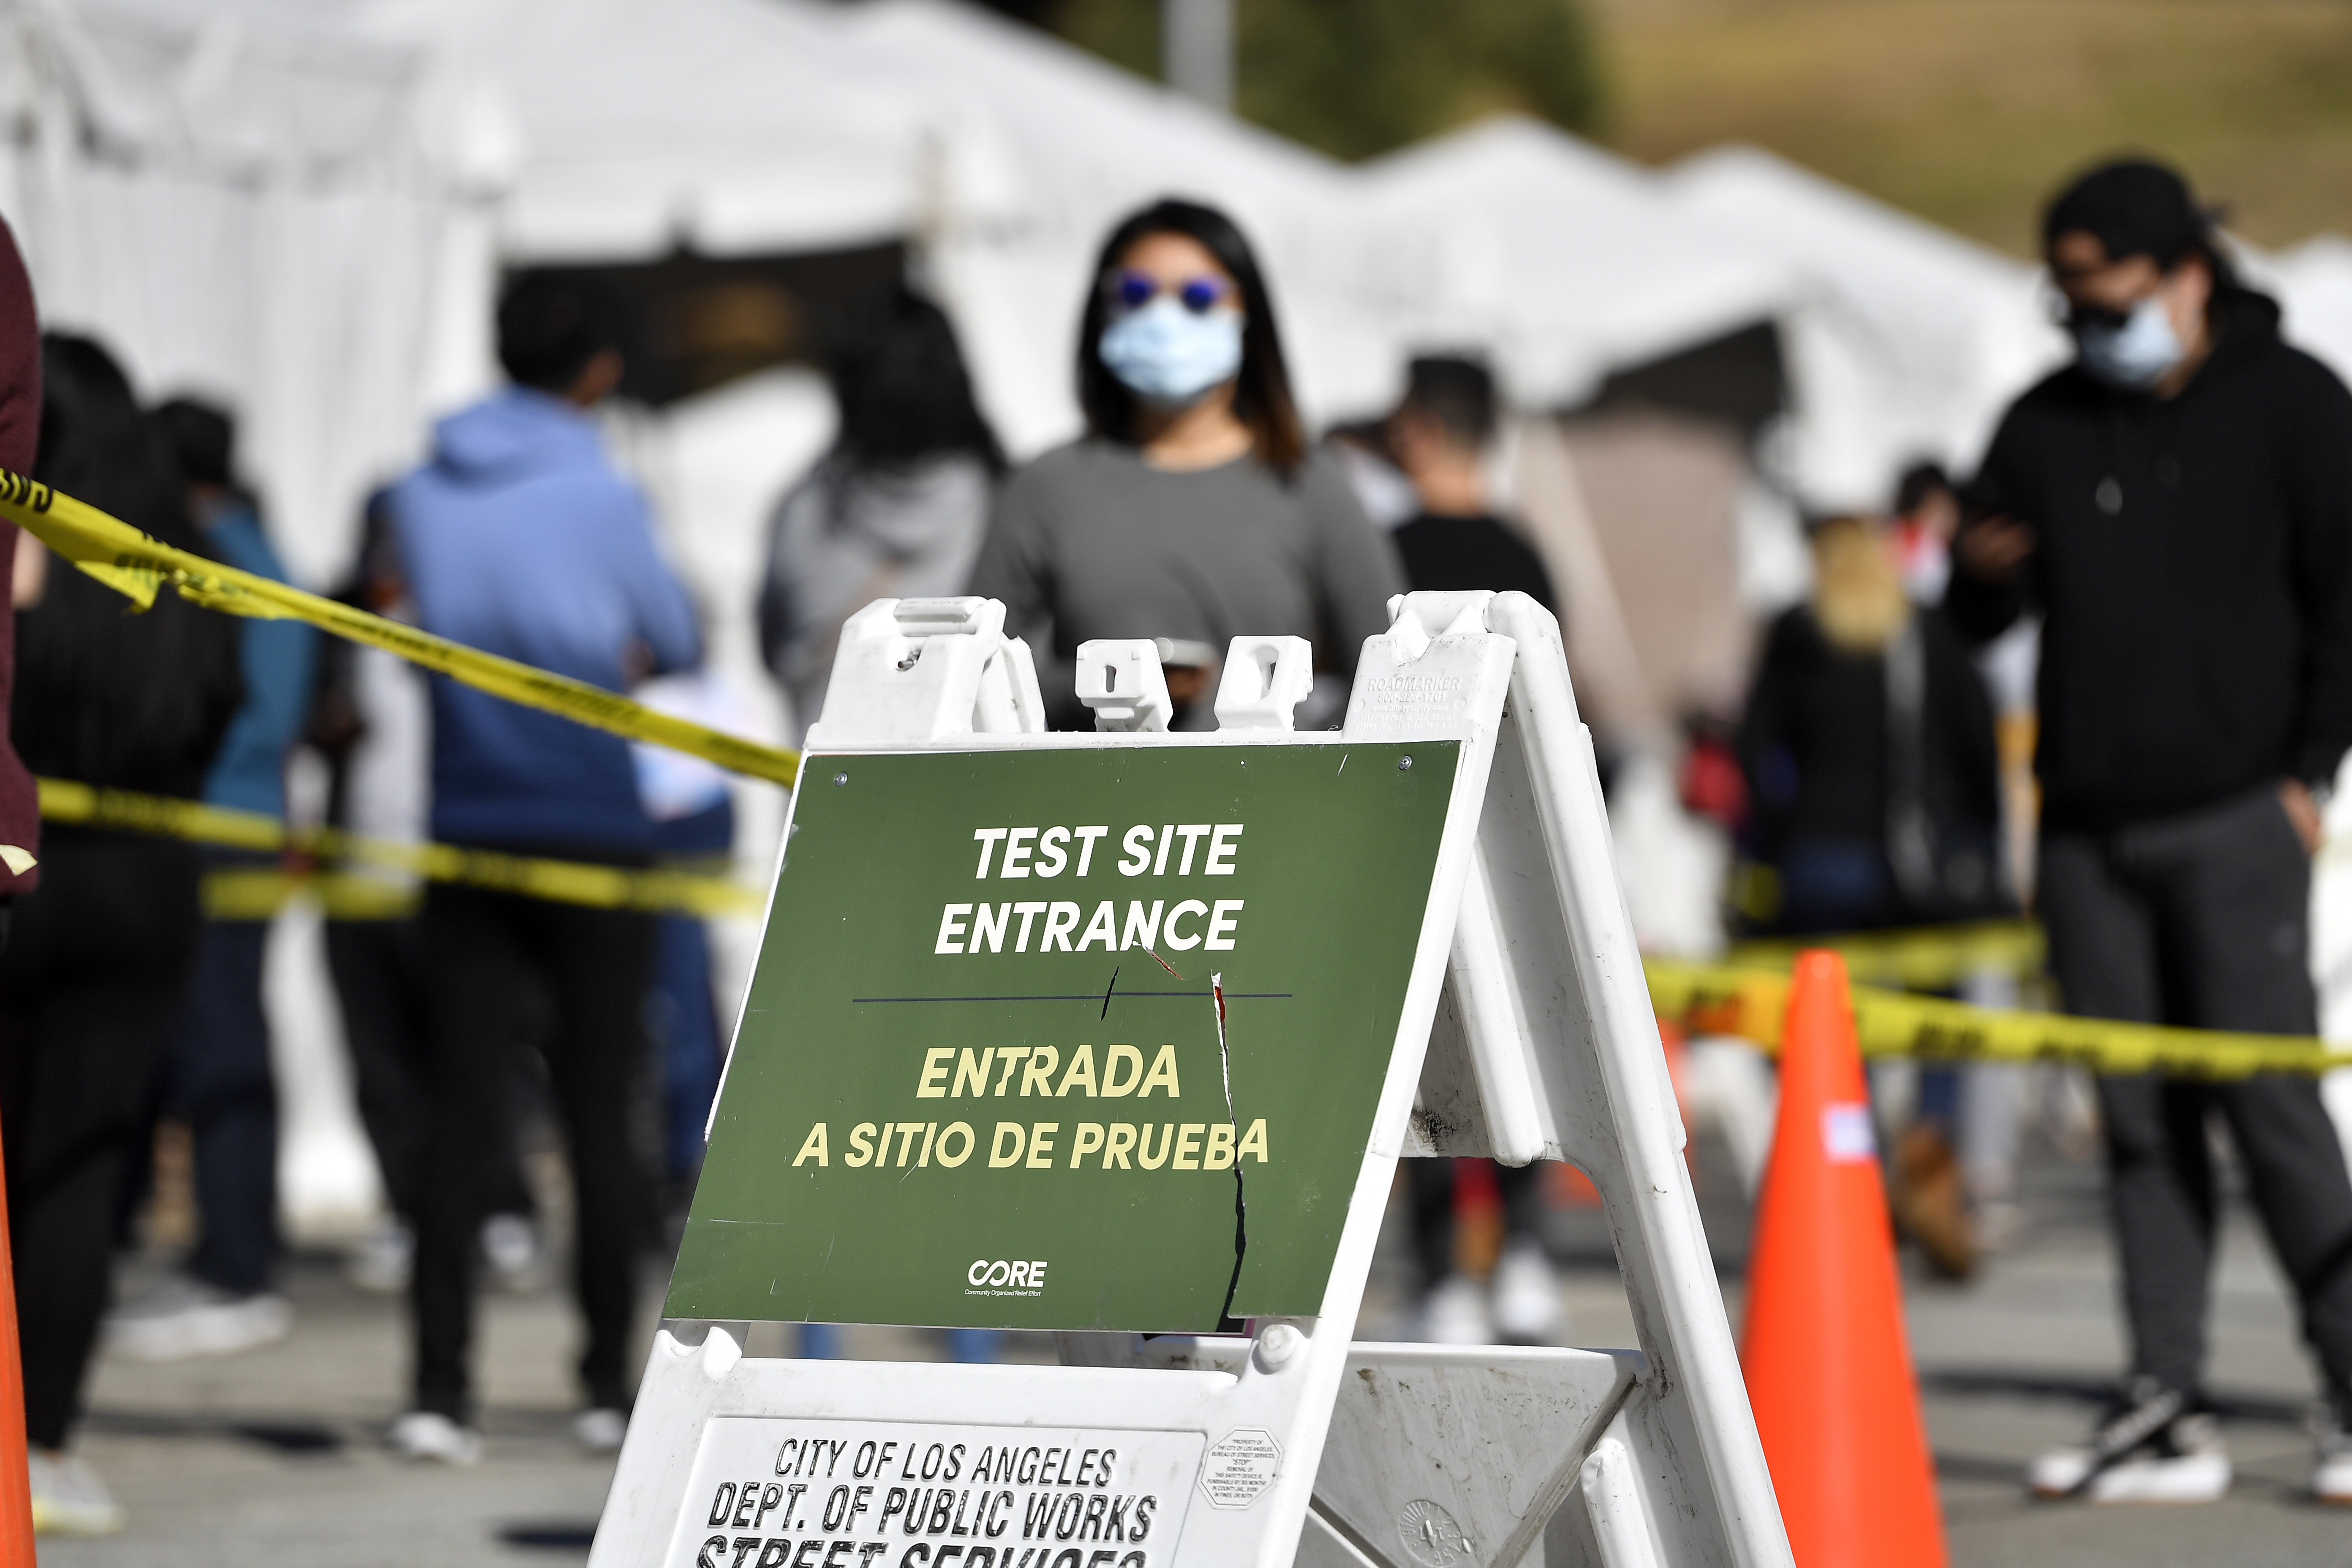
left=760, top=453, right=994, bottom=738
left=970, top=439, right=1405, bottom=728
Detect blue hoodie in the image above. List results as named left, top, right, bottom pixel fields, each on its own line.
left=199, top=500, right=317, bottom=820
left=389, top=389, right=700, bottom=854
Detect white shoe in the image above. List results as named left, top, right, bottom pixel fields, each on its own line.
left=345, top=1217, right=414, bottom=1295
left=29, top=1449, right=125, bottom=1536
left=389, top=1410, right=483, bottom=1466
left=574, top=1407, right=628, bottom=1454
left=1490, top=1240, right=1563, bottom=1344
left=481, top=1212, right=542, bottom=1292
left=1418, top=1274, right=1494, bottom=1345
left=2312, top=1405, right=2352, bottom=1503
left=2027, top=1380, right=2230, bottom=1502
left=103, top=1276, right=291, bottom=1362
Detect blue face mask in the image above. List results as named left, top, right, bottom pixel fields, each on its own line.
left=1098, top=297, right=1244, bottom=405
left=2073, top=296, right=2186, bottom=389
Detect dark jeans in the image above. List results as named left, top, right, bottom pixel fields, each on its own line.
left=2042, top=785, right=2352, bottom=1401
left=0, top=833, right=202, bottom=1448
left=412, top=880, right=656, bottom=1420
left=1408, top=1156, right=1545, bottom=1288
left=648, top=913, right=723, bottom=1184
left=168, top=917, right=278, bottom=1296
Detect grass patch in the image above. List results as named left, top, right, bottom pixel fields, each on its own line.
left=1601, top=0, right=2352, bottom=251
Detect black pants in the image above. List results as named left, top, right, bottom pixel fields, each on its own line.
left=328, top=912, right=539, bottom=1225
left=0, top=833, right=202, bottom=1448
left=2042, top=786, right=2352, bottom=1401
left=1407, top=1156, right=1545, bottom=1288
left=168, top=917, right=278, bottom=1296
left=411, top=881, right=655, bottom=1420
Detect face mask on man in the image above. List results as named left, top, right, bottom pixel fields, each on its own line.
left=2072, top=295, right=2186, bottom=389
left=1098, top=295, right=1244, bottom=406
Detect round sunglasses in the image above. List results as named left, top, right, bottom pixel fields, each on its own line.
left=1104, top=269, right=1235, bottom=315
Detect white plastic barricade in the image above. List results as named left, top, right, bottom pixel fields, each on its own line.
left=591, top=592, right=1791, bottom=1568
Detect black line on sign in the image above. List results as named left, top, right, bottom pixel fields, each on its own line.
left=1101, top=966, right=1120, bottom=1020
left=851, top=992, right=1292, bottom=1004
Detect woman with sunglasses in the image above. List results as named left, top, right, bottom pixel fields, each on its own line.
left=971, top=199, right=1402, bottom=727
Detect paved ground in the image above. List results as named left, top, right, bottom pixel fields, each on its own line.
left=36, top=1135, right=2352, bottom=1567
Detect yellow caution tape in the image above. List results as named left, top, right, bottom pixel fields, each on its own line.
left=38, top=778, right=763, bottom=920
left=0, top=471, right=800, bottom=788
left=1725, top=917, right=2046, bottom=992
left=1646, top=958, right=2350, bottom=1081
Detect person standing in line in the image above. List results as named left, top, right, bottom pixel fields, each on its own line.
left=0, top=220, right=38, bottom=907
left=1378, top=354, right=1565, bottom=1345
left=969, top=199, right=1402, bottom=730
left=1739, top=512, right=2005, bottom=1277
left=760, top=285, right=1003, bottom=744
left=1948, top=159, right=2352, bottom=1503
left=5, top=336, right=244, bottom=1535
left=384, top=276, right=700, bottom=1463
left=306, top=496, right=541, bottom=1297
left=104, top=399, right=316, bottom=1363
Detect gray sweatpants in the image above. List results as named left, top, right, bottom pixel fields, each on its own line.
left=2042, top=785, right=2352, bottom=1404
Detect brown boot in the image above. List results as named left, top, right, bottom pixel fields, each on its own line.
left=1891, top=1123, right=1977, bottom=1279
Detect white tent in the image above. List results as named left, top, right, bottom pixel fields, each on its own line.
left=2241, top=234, right=2352, bottom=392
left=1356, top=117, right=1799, bottom=411
left=2, top=0, right=485, bottom=586
left=1663, top=145, right=2069, bottom=512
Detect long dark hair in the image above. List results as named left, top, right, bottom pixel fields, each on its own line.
left=1077, top=199, right=1305, bottom=476
left=15, top=334, right=243, bottom=795
left=830, top=285, right=1003, bottom=475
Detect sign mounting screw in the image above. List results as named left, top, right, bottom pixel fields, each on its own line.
left=833, top=773, right=848, bottom=787
left=1397, top=756, right=1413, bottom=771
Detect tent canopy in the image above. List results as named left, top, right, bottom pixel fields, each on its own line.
left=115, top=0, right=1017, bottom=263
left=6, top=0, right=469, bottom=585
left=1664, top=145, right=2068, bottom=509
left=1358, top=117, right=1799, bottom=411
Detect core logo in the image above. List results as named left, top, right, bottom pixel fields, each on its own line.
left=966, top=1259, right=1049, bottom=1296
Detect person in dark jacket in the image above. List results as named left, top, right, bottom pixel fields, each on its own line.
left=105, top=399, right=317, bottom=1364
left=4, top=336, right=244, bottom=1535
left=1741, top=516, right=2002, bottom=937
left=1948, top=159, right=2352, bottom=1505
left=384, top=275, right=700, bottom=1465
left=1740, top=511, right=2004, bottom=1278
left=1379, top=353, right=1565, bottom=1347
left=1384, top=354, right=1558, bottom=614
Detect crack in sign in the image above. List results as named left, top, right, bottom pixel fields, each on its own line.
left=1211, top=972, right=1249, bottom=1331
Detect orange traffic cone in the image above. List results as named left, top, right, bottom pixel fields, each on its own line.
left=0, top=1121, right=31, bottom=1563
left=1741, top=950, right=1944, bottom=1568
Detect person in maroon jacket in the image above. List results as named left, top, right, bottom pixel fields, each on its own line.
left=0, top=218, right=39, bottom=885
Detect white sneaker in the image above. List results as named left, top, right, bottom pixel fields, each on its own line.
left=345, top=1217, right=414, bottom=1295
left=28, top=1449, right=125, bottom=1536
left=1418, top=1274, right=1494, bottom=1345
left=1490, top=1240, right=1563, bottom=1344
left=103, top=1276, right=292, bottom=1362
left=2311, top=1405, right=2352, bottom=1503
left=481, top=1212, right=542, bottom=1292
left=389, top=1410, right=483, bottom=1466
left=573, top=1407, right=628, bottom=1453
left=2027, top=1379, right=2230, bottom=1502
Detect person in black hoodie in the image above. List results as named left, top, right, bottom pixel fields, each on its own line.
left=1948, top=159, right=2352, bottom=1505
left=4, top=335, right=244, bottom=1534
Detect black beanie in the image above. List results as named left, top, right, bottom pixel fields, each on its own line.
left=2042, top=159, right=2212, bottom=270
